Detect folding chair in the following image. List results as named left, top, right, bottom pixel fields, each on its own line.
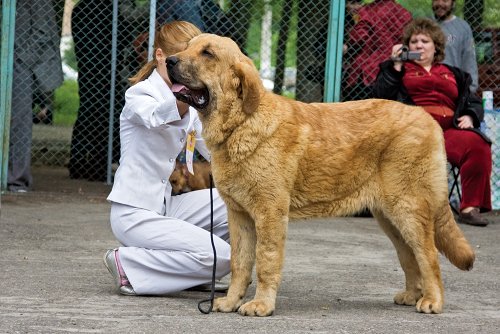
left=448, top=165, right=461, bottom=215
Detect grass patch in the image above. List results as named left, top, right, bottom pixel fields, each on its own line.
left=53, top=80, right=79, bottom=126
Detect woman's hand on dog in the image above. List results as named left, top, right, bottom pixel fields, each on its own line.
left=156, top=48, right=190, bottom=117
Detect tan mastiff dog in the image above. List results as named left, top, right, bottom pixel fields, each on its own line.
left=166, top=33, right=475, bottom=316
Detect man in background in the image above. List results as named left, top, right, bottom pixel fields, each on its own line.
left=432, top=0, right=478, bottom=92
left=8, top=0, right=63, bottom=192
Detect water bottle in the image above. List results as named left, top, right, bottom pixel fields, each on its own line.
left=482, top=91, right=494, bottom=112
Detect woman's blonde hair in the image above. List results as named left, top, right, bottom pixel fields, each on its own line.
left=402, top=18, right=446, bottom=63
left=129, top=21, right=202, bottom=85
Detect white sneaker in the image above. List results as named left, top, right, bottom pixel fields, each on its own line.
left=103, top=249, right=136, bottom=296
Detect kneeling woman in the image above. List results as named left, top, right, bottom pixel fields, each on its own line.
left=372, top=18, right=491, bottom=226
left=103, top=21, right=230, bottom=296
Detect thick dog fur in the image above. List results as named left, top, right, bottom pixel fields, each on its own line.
left=167, top=34, right=475, bottom=316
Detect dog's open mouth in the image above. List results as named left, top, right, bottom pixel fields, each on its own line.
left=171, top=83, right=209, bottom=110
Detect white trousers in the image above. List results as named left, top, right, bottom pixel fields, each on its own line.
left=110, top=189, right=230, bottom=295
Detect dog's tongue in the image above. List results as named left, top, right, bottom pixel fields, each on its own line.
left=171, top=83, right=188, bottom=94
left=171, top=83, right=208, bottom=108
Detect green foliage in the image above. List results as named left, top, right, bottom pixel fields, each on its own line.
left=53, top=80, right=79, bottom=126
left=246, top=19, right=262, bottom=65
left=399, top=0, right=432, bottom=18
left=483, top=0, right=500, bottom=27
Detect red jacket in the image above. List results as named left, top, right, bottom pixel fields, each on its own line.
left=344, top=0, right=412, bottom=87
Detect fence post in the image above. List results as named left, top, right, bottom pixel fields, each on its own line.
left=147, top=0, right=157, bottom=61
left=0, top=0, right=17, bottom=192
left=324, top=0, right=345, bottom=103
left=107, top=0, right=119, bottom=185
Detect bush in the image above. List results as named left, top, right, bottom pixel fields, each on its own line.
left=53, top=80, right=79, bottom=126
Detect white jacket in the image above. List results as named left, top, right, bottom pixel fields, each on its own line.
left=107, top=69, right=210, bottom=213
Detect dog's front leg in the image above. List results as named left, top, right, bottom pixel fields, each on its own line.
left=213, top=209, right=255, bottom=313
left=238, top=211, right=288, bottom=317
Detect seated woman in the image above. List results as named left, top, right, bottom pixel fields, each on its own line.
left=372, top=17, right=491, bottom=227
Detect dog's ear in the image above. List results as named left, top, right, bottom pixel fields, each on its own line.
left=233, top=60, right=262, bottom=115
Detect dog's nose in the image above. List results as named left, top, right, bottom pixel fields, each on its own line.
left=166, top=56, right=178, bottom=71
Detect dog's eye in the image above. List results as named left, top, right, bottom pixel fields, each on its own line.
left=202, top=49, right=214, bottom=58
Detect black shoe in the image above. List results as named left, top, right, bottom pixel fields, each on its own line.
left=8, top=186, right=28, bottom=193
left=458, top=208, right=489, bottom=227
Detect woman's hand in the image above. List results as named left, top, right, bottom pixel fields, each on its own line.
left=457, top=115, right=474, bottom=129
left=391, top=44, right=404, bottom=72
left=155, top=48, right=189, bottom=117
left=177, top=101, right=190, bottom=117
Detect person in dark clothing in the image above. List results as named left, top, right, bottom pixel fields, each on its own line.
left=9, top=0, right=63, bottom=192
left=372, top=18, right=491, bottom=226
left=69, top=0, right=130, bottom=181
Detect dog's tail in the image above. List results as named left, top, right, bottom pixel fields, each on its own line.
left=434, top=205, right=475, bottom=271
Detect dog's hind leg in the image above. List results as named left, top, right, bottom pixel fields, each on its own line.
left=408, top=236, right=443, bottom=314
left=214, top=209, right=256, bottom=313
left=381, top=201, right=444, bottom=314
left=372, top=209, right=422, bottom=306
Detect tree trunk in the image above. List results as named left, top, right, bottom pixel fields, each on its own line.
left=273, top=0, right=294, bottom=95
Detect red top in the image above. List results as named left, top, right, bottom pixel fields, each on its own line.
left=402, top=62, right=458, bottom=110
left=345, top=0, right=412, bottom=86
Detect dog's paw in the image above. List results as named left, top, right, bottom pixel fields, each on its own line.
left=213, top=296, right=242, bottom=313
left=238, top=299, right=274, bottom=317
left=416, top=297, right=443, bottom=314
left=394, top=290, right=421, bottom=306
